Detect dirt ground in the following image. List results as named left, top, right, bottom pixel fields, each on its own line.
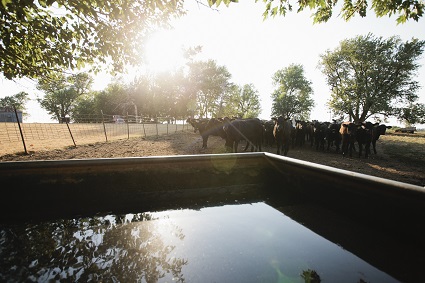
left=1, top=130, right=424, bottom=187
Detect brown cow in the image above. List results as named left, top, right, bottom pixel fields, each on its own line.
left=340, top=122, right=359, bottom=157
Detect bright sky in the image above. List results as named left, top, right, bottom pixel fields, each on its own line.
left=1, top=0, right=424, bottom=126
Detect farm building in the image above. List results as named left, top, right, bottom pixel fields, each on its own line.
left=0, top=107, right=23, bottom=123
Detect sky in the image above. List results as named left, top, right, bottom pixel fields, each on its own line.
left=1, top=0, right=424, bottom=126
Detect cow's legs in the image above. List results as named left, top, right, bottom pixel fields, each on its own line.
left=234, top=141, right=239, bottom=153
left=372, top=140, right=378, bottom=154
left=283, top=144, right=289, bottom=156
left=202, top=135, right=208, bottom=149
left=243, top=140, right=250, bottom=151
left=276, top=141, right=281, bottom=155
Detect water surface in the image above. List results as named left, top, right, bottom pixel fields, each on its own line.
left=0, top=202, right=399, bottom=282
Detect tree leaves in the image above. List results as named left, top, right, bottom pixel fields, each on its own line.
left=1, top=0, right=185, bottom=79
left=271, top=64, right=314, bottom=120
left=213, top=0, right=425, bottom=23
left=319, top=34, right=425, bottom=123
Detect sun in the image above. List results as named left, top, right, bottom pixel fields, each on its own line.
left=143, top=30, right=185, bottom=73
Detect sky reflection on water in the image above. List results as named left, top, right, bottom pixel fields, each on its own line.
left=0, top=202, right=399, bottom=282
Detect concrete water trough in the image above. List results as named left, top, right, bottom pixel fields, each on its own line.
left=1, top=153, right=424, bottom=282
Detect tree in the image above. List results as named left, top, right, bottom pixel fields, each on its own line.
left=271, top=64, right=314, bottom=120
left=72, top=92, right=98, bottom=122
left=319, top=34, right=425, bottom=124
left=0, top=91, right=29, bottom=110
left=187, top=59, right=232, bottom=118
left=224, top=84, right=262, bottom=118
left=0, top=0, right=185, bottom=79
left=211, top=0, right=424, bottom=23
left=37, top=72, right=93, bottom=122
left=151, top=71, right=184, bottom=118
left=129, top=74, right=156, bottom=119
left=394, top=103, right=425, bottom=126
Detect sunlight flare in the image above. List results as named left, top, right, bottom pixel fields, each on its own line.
left=143, top=30, right=185, bottom=73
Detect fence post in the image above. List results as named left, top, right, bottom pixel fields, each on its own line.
left=142, top=121, right=146, bottom=138
left=63, top=117, right=76, bottom=147
left=13, top=106, right=28, bottom=155
left=126, top=112, right=129, bottom=139
left=101, top=110, right=108, bottom=142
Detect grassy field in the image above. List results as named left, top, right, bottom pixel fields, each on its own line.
left=382, top=131, right=425, bottom=167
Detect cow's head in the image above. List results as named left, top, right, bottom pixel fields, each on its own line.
left=340, top=122, right=360, bottom=137
left=376, top=124, right=392, bottom=135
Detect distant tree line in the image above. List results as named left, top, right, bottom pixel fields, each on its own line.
left=3, top=33, right=425, bottom=127
left=33, top=55, right=262, bottom=123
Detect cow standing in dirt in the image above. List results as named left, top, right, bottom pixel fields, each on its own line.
left=273, top=116, right=292, bottom=156
left=223, top=118, right=264, bottom=153
left=186, top=117, right=226, bottom=149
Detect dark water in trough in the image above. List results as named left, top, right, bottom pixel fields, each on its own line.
left=0, top=201, right=400, bottom=283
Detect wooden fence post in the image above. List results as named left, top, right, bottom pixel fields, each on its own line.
left=63, top=117, right=76, bottom=147
left=101, top=110, right=108, bottom=142
left=126, top=112, right=129, bottom=139
left=13, top=106, right=28, bottom=155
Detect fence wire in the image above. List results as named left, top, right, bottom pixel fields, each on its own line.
left=0, top=120, right=193, bottom=155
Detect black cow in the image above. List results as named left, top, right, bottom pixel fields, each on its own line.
left=223, top=118, right=264, bottom=153
left=273, top=116, right=292, bottom=156
left=186, top=117, right=208, bottom=134
left=187, top=117, right=226, bottom=149
left=294, top=120, right=307, bottom=148
left=371, top=123, right=392, bottom=154
left=352, top=122, right=392, bottom=158
left=305, top=121, right=316, bottom=147
left=313, top=121, right=328, bottom=151
left=262, top=119, right=275, bottom=147
left=356, top=122, right=373, bottom=158
left=326, top=121, right=341, bottom=153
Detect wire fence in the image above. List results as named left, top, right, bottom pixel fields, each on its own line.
left=0, top=116, right=194, bottom=155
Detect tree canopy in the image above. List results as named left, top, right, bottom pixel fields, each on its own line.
left=0, top=91, right=29, bottom=111
left=271, top=64, right=314, bottom=120
left=2, top=0, right=422, bottom=82
left=61, top=57, right=263, bottom=122
left=221, top=83, right=262, bottom=118
left=37, top=72, right=93, bottom=122
left=319, top=33, right=425, bottom=124
left=0, top=0, right=185, bottom=79
left=187, top=59, right=233, bottom=118
left=211, top=0, right=424, bottom=23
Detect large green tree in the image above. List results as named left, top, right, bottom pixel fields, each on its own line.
left=223, top=83, right=262, bottom=118
left=0, top=0, right=184, bottom=79
left=212, top=0, right=424, bottom=23
left=271, top=64, right=314, bottom=120
left=0, top=91, right=29, bottom=110
left=319, top=34, right=425, bottom=124
left=187, top=59, right=232, bottom=118
left=37, top=72, right=93, bottom=122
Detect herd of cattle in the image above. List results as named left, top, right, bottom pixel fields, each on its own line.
left=186, top=117, right=392, bottom=158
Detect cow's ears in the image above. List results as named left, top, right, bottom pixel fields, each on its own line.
left=387, top=126, right=392, bottom=129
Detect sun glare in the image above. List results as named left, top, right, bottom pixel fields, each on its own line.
left=144, top=30, right=185, bottom=73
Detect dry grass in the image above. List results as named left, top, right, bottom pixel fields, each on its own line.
left=381, top=134, right=425, bottom=168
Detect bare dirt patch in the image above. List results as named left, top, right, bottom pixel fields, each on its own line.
left=1, top=130, right=424, bottom=187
